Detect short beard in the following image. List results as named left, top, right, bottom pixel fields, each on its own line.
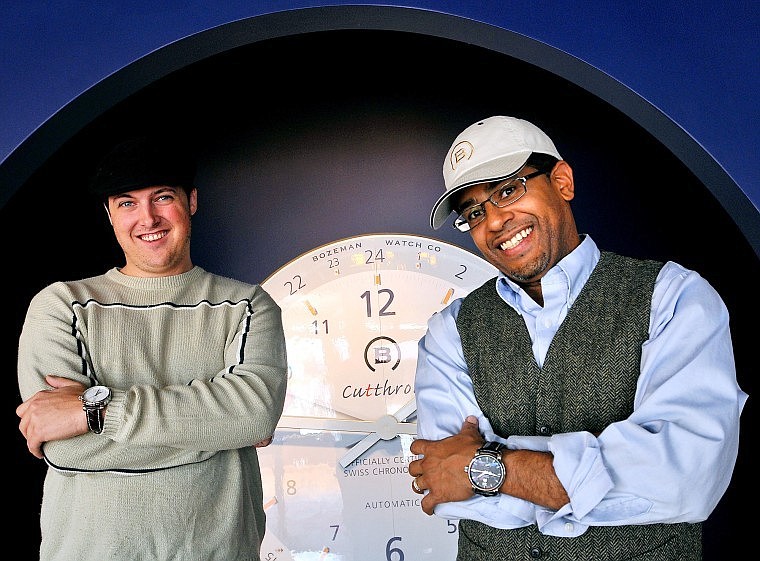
left=506, top=251, right=550, bottom=283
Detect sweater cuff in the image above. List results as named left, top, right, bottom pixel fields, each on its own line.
left=100, top=389, right=126, bottom=438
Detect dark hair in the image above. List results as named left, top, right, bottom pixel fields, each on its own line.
left=526, top=152, right=559, bottom=174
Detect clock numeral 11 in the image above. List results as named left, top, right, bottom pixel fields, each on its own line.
left=310, top=319, right=328, bottom=335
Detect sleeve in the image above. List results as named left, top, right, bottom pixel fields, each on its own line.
left=18, top=283, right=93, bottom=399
left=100, top=285, right=288, bottom=451
left=414, top=300, right=537, bottom=528
left=414, top=264, right=747, bottom=536
left=20, top=282, right=288, bottom=473
left=544, top=262, right=747, bottom=532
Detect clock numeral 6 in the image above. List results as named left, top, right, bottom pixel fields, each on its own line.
left=386, top=536, right=404, bottom=561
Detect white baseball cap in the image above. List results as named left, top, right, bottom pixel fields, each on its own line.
left=430, top=116, right=562, bottom=229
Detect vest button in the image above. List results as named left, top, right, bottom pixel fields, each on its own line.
left=538, top=425, right=552, bottom=435
left=529, top=547, right=542, bottom=558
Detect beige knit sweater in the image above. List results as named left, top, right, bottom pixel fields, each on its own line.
left=17, top=266, right=288, bottom=561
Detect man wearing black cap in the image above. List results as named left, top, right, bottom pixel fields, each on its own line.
left=16, top=136, right=287, bottom=560
left=408, top=116, right=746, bottom=560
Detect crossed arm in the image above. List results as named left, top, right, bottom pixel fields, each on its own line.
left=409, top=416, right=569, bottom=515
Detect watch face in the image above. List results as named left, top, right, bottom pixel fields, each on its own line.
left=468, top=453, right=505, bottom=494
left=258, top=233, right=497, bottom=561
left=82, top=385, right=110, bottom=404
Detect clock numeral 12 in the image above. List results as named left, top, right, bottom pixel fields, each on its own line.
left=361, top=288, right=396, bottom=317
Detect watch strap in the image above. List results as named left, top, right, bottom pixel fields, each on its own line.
left=478, top=440, right=505, bottom=456
left=85, top=406, right=106, bottom=434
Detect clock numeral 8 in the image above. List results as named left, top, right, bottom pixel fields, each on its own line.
left=285, top=479, right=297, bottom=495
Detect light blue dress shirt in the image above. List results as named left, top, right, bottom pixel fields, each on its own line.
left=414, top=235, right=748, bottom=537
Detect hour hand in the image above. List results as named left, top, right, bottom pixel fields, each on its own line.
left=338, top=397, right=417, bottom=468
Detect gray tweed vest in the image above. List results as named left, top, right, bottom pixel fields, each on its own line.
left=455, top=251, right=702, bottom=561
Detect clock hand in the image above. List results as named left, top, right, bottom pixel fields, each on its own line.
left=338, top=397, right=417, bottom=468
left=471, top=469, right=501, bottom=478
left=277, top=416, right=383, bottom=433
left=277, top=414, right=417, bottom=435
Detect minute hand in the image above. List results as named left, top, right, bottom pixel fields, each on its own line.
left=338, top=397, right=417, bottom=468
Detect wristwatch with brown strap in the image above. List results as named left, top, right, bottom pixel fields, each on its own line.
left=78, top=385, right=112, bottom=434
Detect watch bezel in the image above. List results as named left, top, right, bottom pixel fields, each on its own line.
left=466, top=441, right=506, bottom=496
left=80, top=385, right=112, bottom=407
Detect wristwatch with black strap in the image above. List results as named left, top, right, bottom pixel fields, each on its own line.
left=465, top=440, right=507, bottom=496
left=78, top=385, right=112, bottom=434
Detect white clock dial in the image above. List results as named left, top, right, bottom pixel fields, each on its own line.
left=257, top=233, right=497, bottom=561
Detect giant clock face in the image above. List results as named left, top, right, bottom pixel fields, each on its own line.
left=257, top=233, right=497, bottom=561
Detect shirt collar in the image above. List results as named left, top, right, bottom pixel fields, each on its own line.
left=496, top=234, right=600, bottom=309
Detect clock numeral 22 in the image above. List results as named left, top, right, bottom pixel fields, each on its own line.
left=283, top=274, right=306, bottom=296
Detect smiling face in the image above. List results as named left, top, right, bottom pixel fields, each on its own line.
left=106, top=185, right=197, bottom=277
left=456, top=161, right=581, bottom=303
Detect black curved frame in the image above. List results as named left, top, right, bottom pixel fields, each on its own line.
left=1, top=5, right=757, bottom=258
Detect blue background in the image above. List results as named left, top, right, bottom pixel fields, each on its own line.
left=2, top=2, right=756, bottom=559
left=1, top=0, right=757, bottom=210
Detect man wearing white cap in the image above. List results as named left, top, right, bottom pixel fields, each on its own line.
left=408, top=116, right=746, bottom=560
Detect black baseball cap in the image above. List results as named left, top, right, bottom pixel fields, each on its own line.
left=88, top=135, right=196, bottom=198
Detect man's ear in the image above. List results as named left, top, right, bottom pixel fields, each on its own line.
left=189, top=187, right=198, bottom=216
left=551, top=161, right=575, bottom=202
left=103, top=202, right=112, bottom=225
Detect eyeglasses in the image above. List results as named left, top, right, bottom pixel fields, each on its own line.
left=452, top=170, right=546, bottom=232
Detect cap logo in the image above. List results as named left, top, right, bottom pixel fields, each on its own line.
left=449, top=141, right=473, bottom=171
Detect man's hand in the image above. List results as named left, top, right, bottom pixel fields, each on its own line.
left=16, top=375, right=89, bottom=459
left=408, top=415, right=484, bottom=515
left=253, top=435, right=273, bottom=448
